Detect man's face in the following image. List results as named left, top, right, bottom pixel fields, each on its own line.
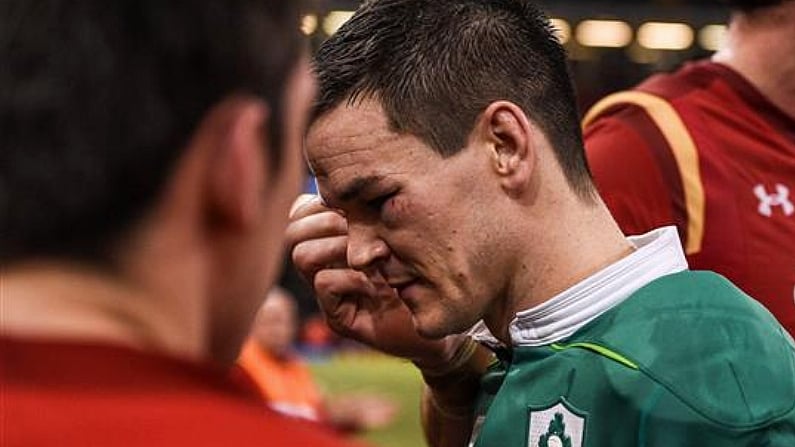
left=306, top=99, right=502, bottom=339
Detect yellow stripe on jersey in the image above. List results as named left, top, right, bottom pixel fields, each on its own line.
left=583, top=91, right=705, bottom=255
left=551, top=342, right=639, bottom=370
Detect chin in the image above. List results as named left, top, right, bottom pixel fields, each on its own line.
left=412, top=313, right=461, bottom=340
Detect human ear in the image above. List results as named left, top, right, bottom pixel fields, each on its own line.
left=481, top=101, right=535, bottom=198
left=205, top=97, right=271, bottom=232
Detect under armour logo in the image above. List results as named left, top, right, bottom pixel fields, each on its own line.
left=754, top=184, right=794, bottom=217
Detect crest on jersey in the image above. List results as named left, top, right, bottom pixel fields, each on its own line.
left=527, top=398, right=586, bottom=447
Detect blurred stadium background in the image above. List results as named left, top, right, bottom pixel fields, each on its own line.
left=302, top=0, right=730, bottom=111
left=283, top=2, right=735, bottom=446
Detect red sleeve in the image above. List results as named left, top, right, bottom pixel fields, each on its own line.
left=584, top=106, right=680, bottom=238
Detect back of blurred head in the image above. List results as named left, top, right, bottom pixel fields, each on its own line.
left=0, top=0, right=313, bottom=364
left=1, top=0, right=302, bottom=263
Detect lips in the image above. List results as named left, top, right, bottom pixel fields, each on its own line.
left=391, top=279, right=418, bottom=296
left=386, top=279, right=426, bottom=313
left=381, top=267, right=425, bottom=302
left=381, top=272, right=413, bottom=289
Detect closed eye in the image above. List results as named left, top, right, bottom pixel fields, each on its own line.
left=365, top=190, right=398, bottom=212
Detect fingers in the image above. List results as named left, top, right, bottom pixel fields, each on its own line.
left=314, top=268, right=376, bottom=309
left=314, top=268, right=376, bottom=334
left=287, top=194, right=376, bottom=341
left=289, top=193, right=328, bottom=220
left=328, top=394, right=399, bottom=430
left=292, top=234, right=349, bottom=280
left=353, top=396, right=399, bottom=429
left=285, top=209, right=347, bottom=250
left=285, top=193, right=350, bottom=282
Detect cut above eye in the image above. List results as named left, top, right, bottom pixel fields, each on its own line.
left=366, top=191, right=398, bottom=211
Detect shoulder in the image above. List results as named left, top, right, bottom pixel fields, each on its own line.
left=111, top=367, right=354, bottom=446
left=583, top=60, right=722, bottom=146
left=585, top=60, right=722, bottom=127
left=2, top=338, right=363, bottom=447
left=582, top=100, right=679, bottom=236
left=167, top=401, right=359, bottom=446
left=615, top=270, right=779, bottom=320
left=70, top=385, right=360, bottom=446
left=580, top=66, right=700, bottom=200
left=590, top=271, right=795, bottom=427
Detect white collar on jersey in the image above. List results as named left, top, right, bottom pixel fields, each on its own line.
left=468, top=226, right=688, bottom=348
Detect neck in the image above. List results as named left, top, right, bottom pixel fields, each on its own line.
left=1, top=260, right=207, bottom=361
left=485, top=194, right=633, bottom=344
left=712, top=4, right=795, bottom=120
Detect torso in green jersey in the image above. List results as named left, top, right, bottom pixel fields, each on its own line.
left=470, top=271, right=795, bottom=447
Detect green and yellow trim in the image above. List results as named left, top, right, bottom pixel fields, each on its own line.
left=551, top=342, right=639, bottom=370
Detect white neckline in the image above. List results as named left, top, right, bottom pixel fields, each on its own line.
left=468, top=226, right=688, bottom=348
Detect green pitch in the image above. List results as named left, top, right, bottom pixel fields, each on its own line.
left=310, top=352, right=427, bottom=447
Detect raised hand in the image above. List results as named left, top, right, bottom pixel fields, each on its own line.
left=285, top=194, right=461, bottom=367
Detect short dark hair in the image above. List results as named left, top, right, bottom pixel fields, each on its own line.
left=0, top=0, right=304, bottom=265
left=312, top=0, right=593, bottom=198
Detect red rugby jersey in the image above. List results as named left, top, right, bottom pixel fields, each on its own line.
left=0, top=337, right=367, bottom=447
left=584, top=61, right=795, bottom=336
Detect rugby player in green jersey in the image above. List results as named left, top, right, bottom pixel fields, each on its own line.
left=287, top=1, right=795, bottom=446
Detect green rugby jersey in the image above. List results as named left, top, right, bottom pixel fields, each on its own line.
left=471, top=271, right=795, bottom=447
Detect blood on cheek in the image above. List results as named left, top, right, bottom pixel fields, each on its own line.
left=382, top=195, right=409, bottom=225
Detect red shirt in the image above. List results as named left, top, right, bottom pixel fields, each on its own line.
left=585, top=61, right=795, bottom=335
left=0, top=336, right=367, bottom=447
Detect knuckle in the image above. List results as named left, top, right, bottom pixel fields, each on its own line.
left=283, top=225, right=301, bottom=249
left=318, top=211, right=347, bottom=234
left=313, top=270, right=336, bottom=292
left=291, top=243, right=318, bottom=273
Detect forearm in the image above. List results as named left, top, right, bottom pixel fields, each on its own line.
left=420, top=381, right=477, bottom=447
left=416, top=337, right=495, bottom=447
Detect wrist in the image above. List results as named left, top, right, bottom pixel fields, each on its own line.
left=413, top=336, right=495, bottom=400
left=417, top=337, right=494, bottom=417
left=413, top=335, right=480, bottom=377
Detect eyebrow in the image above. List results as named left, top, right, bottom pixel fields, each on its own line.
left=338, top=175, right=385, bottom=204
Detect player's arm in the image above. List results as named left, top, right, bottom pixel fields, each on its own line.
left=584, top=107, right=678, bottom=237
left=415, top=337, right=495, bottom=447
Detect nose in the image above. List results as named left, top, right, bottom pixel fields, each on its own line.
left=346, top=222, right=390, bottom=272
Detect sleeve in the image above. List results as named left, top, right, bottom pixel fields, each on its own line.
left=631, top=383, right=795, bottom=446
left=584, top=106, right=680, bottom=238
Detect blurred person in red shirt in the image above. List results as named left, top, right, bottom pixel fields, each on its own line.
left=584, top=0, right=795, bottom=335
left=0, top=1, right=366, bottom=446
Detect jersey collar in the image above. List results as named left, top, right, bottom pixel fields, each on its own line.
left=469, top=226, right=688, bottom=348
